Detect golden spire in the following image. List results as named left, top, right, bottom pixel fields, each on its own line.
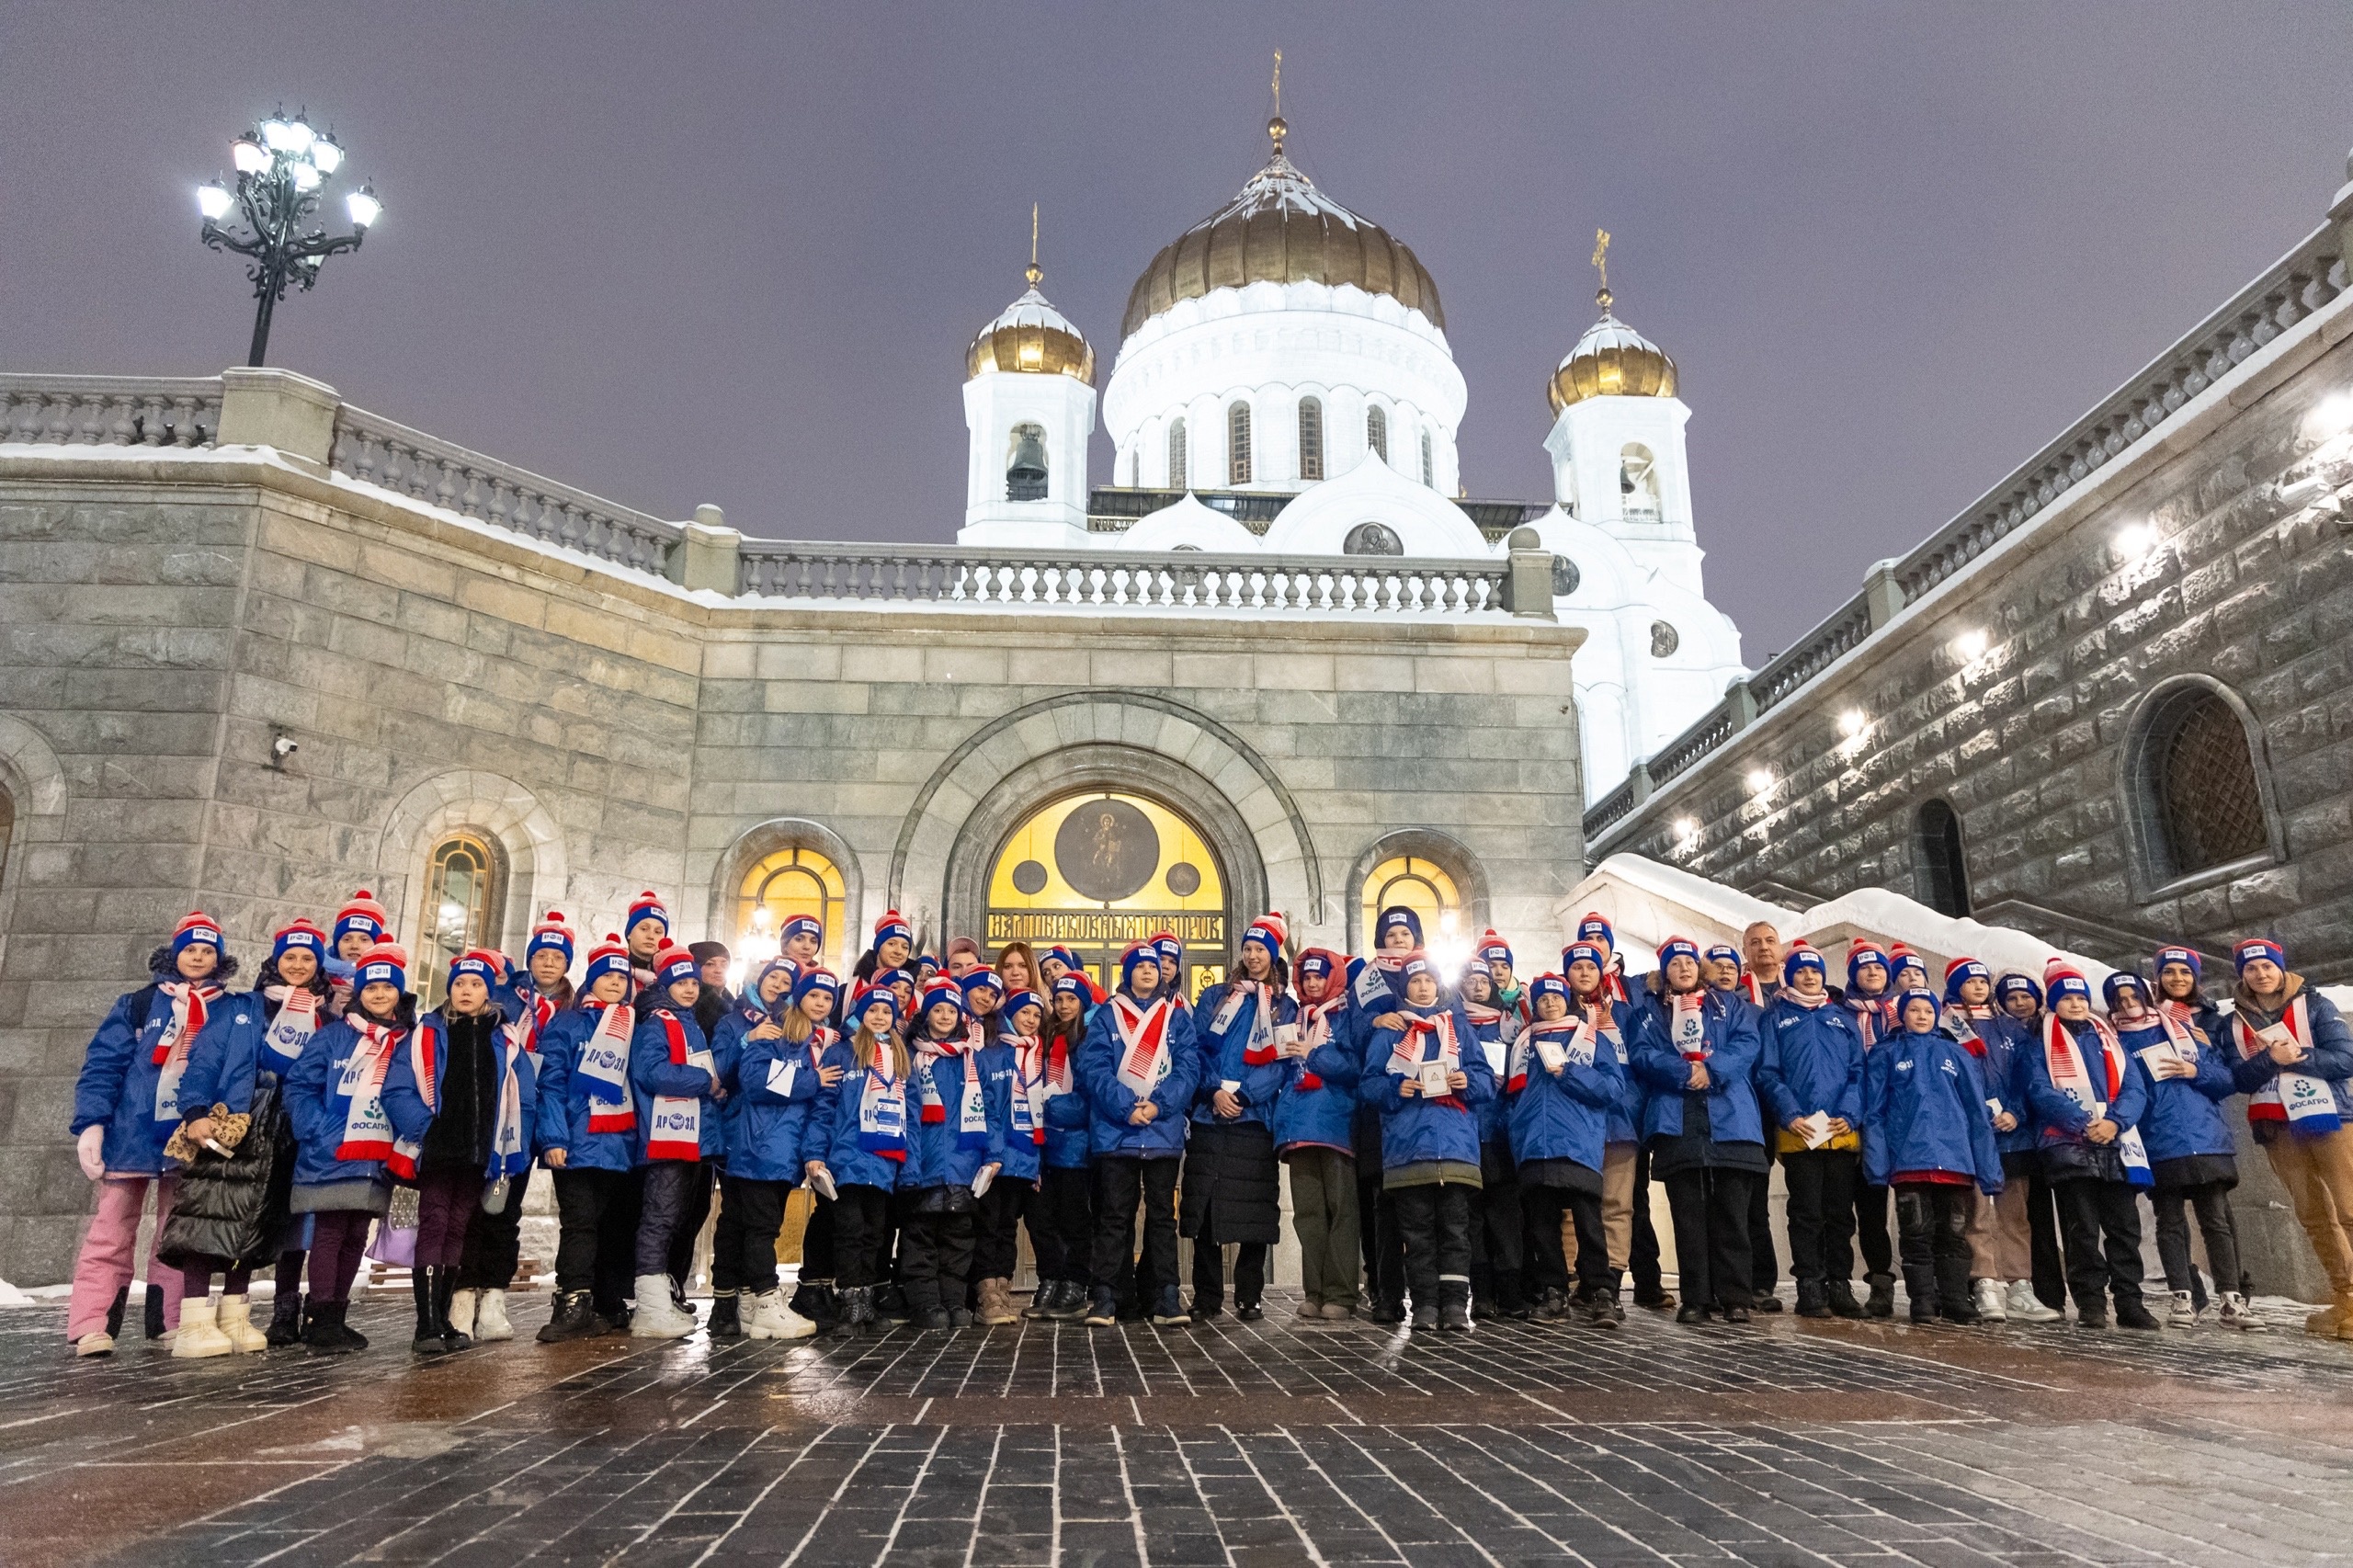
left=1025, top=202, right=1042, bottom=288
left=1591, top=228, right=1612, bottom=312
left=1267, top=49, right=1287, bottom=155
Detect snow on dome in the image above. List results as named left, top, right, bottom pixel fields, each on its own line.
left=1549, top=310, right=1677, bottom=413
left=968, top=283, right=1096, bottom=383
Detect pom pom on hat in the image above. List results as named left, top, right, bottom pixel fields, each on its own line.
left=2154, top=946, right=2202, bottom=982
left=2043, top=962, right=2093, bottom=1006
left=1575, top=911, right=1614, bottom=948
left=583, top=934, right=632, bottom=988
left=2234, top=937, right=2286, bottom=973
left=172, top=911, right=224, bottom=954
left=626, top=892, right=670, bottom=936
left=271, top=918, right=326, bottom=960
left=448, top=948, right=501, bottom=989
left=333, top=889, right=388, bottom=947
left=872, top=910, right=914, bottom=949
left=1242, top=915, right=1286, bottom=963
left=1153, top=931, right=1184, bottom=964
left=1377, top=907, right=1423, bottom=947
left=527, top=910, right=576, bottom=963
left=1847, top=940, right=1890, bottom=984
left=651, top=942, right=699, bottom=993
left=1782, top=943, right=1827, bottom=984
left=353, top=940, right=409, bottom=993
left=1477, top=929, right=1512, bottom=965
left=920, top=978, right=966, bottom=1019
left=1657, top=935, right=1701, bottom=968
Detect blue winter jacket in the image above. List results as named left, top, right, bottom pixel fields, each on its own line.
left=1076, top=992, right=1201, bottom=1158
left=1628, top=985, right=1765, bottom=1147
left=285, top=1012, right=404, bottom=1189
left=1946, top=1009, right=2037, bottom=1156
left=1863, top=1025, right=2004, bottom=1193
left=1189, top=979, right=1297, bottom=1128
left=904, top=1043, right=1006, bottom=1190
left=803, top=1047, right=910, bottom=1192
left=532, top=1003, right=643, bottom=1173
left=1756, top=996, right=1866, bottom=1139
left=71, top=980, right=234, bottom=1175
left=630, top=1006, right=724, bottom=1162
left=1358, top=1003, right=1498, bottom=1172
left=2225, top=983, right=2353, bottom=1131
left=733, top=1029, right=849, bottom=1183
left=1504, top=1015, right=1623, bottom=1173
left=1272, top=1000, right=1359, bottom=1154
left=176, top=989, right=285, bottom=1119
left=2018, top=1015, right=2151, bottom=1182
left=1040, top=1026, right=1095, bottom=1170
left=382, top=1006, right=540, bottom=1178
left=981, top=1040, right=1042, bottom=1183
left=710, top=998, right=779, bottom=1146
left=2120, top=1016, right=2238, bottom=1164
left=1464, top=1004, right=1518, bottom=1146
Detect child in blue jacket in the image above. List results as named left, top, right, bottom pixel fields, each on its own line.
left=1506, top=971, right=1625, bottom=1327
left=703, top=956, right=798, bottom=1340
left=533, top=934, right=642, bottom=1341
left=973, top=987, right=1047, bottom=1324
left=1864, top=989, right=2004, bottom=1324
left=728, top=966, right=845, bottom=1340
left=2019, top=965, right=2156, bottom=1330
left=1360, top=950, right=1497, bottom=1332
left=1024, top=974, right=1097, bottom=1320
left=1078, top=942, right=1200, bottom=1327
left=1756, top=944, right=1867, bottom=1319
left=803, top=986, right=910, bottom=1336
left=627, top=942, right=723, bottom=1338
left=1461, top=964, right=1527, bottom=1321
left=1182, top=915, right=1296, bottom=1323
left=1276, top=949, right=1362, bottom=1320
left=901, top=978, right=1006, bottom=1329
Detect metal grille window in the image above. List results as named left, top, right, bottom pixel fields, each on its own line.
left=1366, top=406, right=1387, bottom=462
left=1915, top=798, right=1971, bottom=917
left=1420, top=429, right=1434, bottom=487
left=2154, top=691, right=2268, bottom=875
left=1298, top=397, right=1324, bottom=481
left=420, top=830, right=506, bottom=1004
left=1227, top=402, right=1252, bottom=485
left=1166, top=418, right=1187, bottom=489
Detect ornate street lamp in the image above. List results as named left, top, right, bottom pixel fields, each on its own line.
left=195, top=108, right=381, bottom=366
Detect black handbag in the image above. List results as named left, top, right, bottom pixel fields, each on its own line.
left=158, top=1077, right=296, bottom=1270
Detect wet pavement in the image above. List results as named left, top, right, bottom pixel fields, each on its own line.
left=7, top=1289, right=2353, bottom=1566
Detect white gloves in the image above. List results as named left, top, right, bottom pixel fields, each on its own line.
left=76, top=1125, right=106, bottom=1180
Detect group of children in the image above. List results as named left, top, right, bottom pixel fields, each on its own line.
left=62, top=888, right=2353, bottom=1358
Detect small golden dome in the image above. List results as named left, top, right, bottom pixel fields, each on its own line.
left=1120, top=149, right=1444, bottom=342
left=1548, top=301, right=1677, bottom=413
left=967, top=283, right=1096, bottom=383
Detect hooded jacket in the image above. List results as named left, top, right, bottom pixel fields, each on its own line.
left=2117, top=1011, right=2237, bottom=1165
left=1272, top=992, right=1359, bottom=1155
left=1756, top=993, right=1866, bottom=1153
left=1076, top=988, right=1201, bottom=1158
left=1504, top=1010, right=1624, bottom=1173
left=1189, top=975, right=1297, bottom=1128
left=1862, top=1023, right=2004, bottom=1193
left=1358, top=1001, right=1498, bottom=1172
left=531, top=1000, right=643, bottom=1173
left=1628, top=983, right=1765, bottom=1151
left=733, top=1027, right=849, bottom=1183
left=71, top=965, right=235, bottom=1176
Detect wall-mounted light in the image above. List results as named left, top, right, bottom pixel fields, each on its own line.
left=1744, top=766, right=1775, bottom=796
left=1836, top=709, right=1868, bottom=739
left=1671, top=815, right=1700, bottom=853
left=1953, top=628, right=1990, bottom=664
left=2306, top=391, right=2353, bottom=438
left=2114, top=520, right=2160, bottom=560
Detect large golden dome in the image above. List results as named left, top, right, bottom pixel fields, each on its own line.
left=1120, top=148, right=1444, bottom=342
left=1548, top=303, right=1677, bottom=413
left=967, top=272, right=1096, bottom=383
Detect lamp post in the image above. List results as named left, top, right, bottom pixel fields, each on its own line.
left=196, top=109, right=381, bottom=367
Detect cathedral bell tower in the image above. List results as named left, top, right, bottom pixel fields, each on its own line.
left=961, top=209, right=1097, bottom=547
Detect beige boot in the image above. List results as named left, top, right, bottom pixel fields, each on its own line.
left=217, top=1295, right=269, bottom=1353
left=473, top=1289, right=513, bottom=1341
left=976, top=1278, right=1019, bottom=1325
left=446, top=1288, right=479, bottom=1340
left=172, top=1294, right=233, bottom=1358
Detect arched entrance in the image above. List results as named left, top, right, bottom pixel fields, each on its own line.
left=983, top=790, right=1231, bottom=997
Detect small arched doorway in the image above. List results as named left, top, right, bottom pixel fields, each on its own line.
left=983, top=790, right=1229, bottom=997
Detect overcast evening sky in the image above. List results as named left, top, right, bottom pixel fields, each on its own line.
left=6, top=3, right=2351, bottom=657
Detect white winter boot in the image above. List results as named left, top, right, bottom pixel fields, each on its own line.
left=1972, top=1278, right=2006, bottom=1322
left=2219, top=1291, right=2268, bottom=1332
left=2166, top=1289, right=2200, bottom=1328
left=172, top=1294, right=233, bottom=1358
left=2005, top=1280, right=2061, bottom=1322
left=631, top=1276, right=696, bottom=1339
left=446, top=1288, right=480, bottom=1340
left=754, top=1288, right=819, bottom=1340
left=217, top=1295, right=269, bottom=1353
left=473, top=1289, right=513, bottom=1341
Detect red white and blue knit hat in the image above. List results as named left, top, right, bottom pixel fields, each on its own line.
left=1783, top=943, right=1827, bottom=984
left=1705, top=942, right=1741, bottom=968
left=1119, top=941, right=1159, bottom=989
left=1000, top=988, right=1042, bottom=1023
left=1478, top=929, right=1512, bottom=966
left=1242, top=915, right=1286, bottom=964
left=921, top=978, right=967, bottom=1020
left=849, top=983, right=900, bottom=1025
left=354, top=940, right=409, bottom=993
left=1943, top=957, right=1989, bottom=999
left=172, top=910, right=224, bottom=954
left=1295, top=949, right=1338, bottom=981
left=1657, top=935, right=1702, bottom=969
left=1051, top=973, right=1092, bottom=1005
left=583, top=934, right=632, bottom=988
left=958, top=968, right=1004, bottom=1004
left=1894, top=986, right=1943, bottom=1024
left=333, top=889, right=388, bottom=947
left=651, top=942, right=699, bottom=993
left=1529, top=972, right=1572, bottom=1008
left=2154, top=946, right=2202, bottom=981
left=1847, top=940, right=1890, bottom=986
left=1575, top=911, right=1614, bottom=948
left=2042, top=960, right=2092, bottom=1006
left=626, top=892, right=670, bottom=937
left=872, top=910, right=914, bottom=949
left=1153, top=931, right=1184, bottom=968
left=779, top=914, right=824, bottom=948
left=791, top=967, right=840, bottom=1007
left=527, top=909, right=576, bottom=963
left=2234, top=937, right=2286, bottom=973
left=1565, top=941, right=1607, bottom=974
left=448, top=949, right=501, bottom=990
left=270, top=917, right=327, bottom=960
left=1046, top=945, right=1086, bottom=974
left=1399, top=949, right=1437, bottom=984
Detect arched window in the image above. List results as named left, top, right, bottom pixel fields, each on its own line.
left=1227, top=402, right=1253, bottom=485
left=737, top=846, right=848, bottom=971
left=1366, top=405, right=1388, bottom=462
left=0, top=781, right=13, bottom=895
left=1915, top=799, right=1971, bottom=917
left=1620, top=443, right=1660, bottom=522
left=420, top=830, right=506, bottom=1004
left=2135, top=685, right=2269, bottom=881
left=1420, top=428, right=1434, bottom=487
left=1167, top=418, right=1188, bottom=489
left=1360, top=855, right=1461, bottom=955
left=1297, top=397, right=1324, bottom=481
left=1006, top=423, right=1048, bottom=502
left=1343, top=521, right=1403, bottom=556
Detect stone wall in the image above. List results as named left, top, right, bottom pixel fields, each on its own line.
left=0, top=448, right=1582, bottom=1284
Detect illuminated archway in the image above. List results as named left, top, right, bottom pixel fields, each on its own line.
left=1359, top=855, right=1462, bottom=956
left=985, top=790, right=1229, bottom=997
left=735, top=846, right=849, bottom=972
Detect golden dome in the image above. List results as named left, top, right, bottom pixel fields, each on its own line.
left=1120, top=148, right=1444, bottom=341
left=1548, top=302, right=1677, bottom=413
left=967, top=277, right=1097, bottom=383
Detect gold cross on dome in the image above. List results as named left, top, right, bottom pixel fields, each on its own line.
left=1592, top=228, right=1612, bottom=311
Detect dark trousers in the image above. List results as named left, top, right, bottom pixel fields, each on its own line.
left=2153, top=1181, right=2241, bottom=1304
left=1469, top=1145, right=1525, bottom=1312
left=1093, top=1155, right=1179, bottom=1296
left=307, top=1210, right=373, bottom=1303
left=832, top=1184, right=892, bottom=1288
left=973, top=1179, right=1029, bottom=1282
left=553, top=1166, right=639, bottom=1311
left=1630, top=1143, right=1665, bottom=1297
left=1780, top=1149, right=1859, bottom=1286
left=412, top=1165, right=483, bottom=1270
left=1894, top=1181, right=1973, bottom=1311
left=456, top=1169, right=528, bottom=1290
left=635, top=1159, right=708, bottom=1282
left=1747, top=1149, right=1779, bottom=1295
left=899, top=1199, right=976, bottom=1313
left=2053, top=1176, right=2145, bottom=1312
left=2021, top=1170, right=2067, bottom=1309
left=1855, top=1182, right=1893, bottom=1278
left=1662, top=1166, right=1756, bottom=1310
left=1191, top=1239, right=1267, bottom=1312
left=178, top=1256, right=254, bottom=1296
left=801, top=1195, right=836, bottom=1280
left=1524, top=1185, right=1607, bottom=1296
left=1029, top=1165, right=1093, bottom=1283
left=1391, top=1180, right=1473, bottom=1309
left=1354, top=1106, right=1404, bottom=1310
left=722, top=1175, right=790, bottom=1295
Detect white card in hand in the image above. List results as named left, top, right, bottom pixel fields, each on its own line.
left=1534, top=1036, right=1568, bottom=1073
left=1798, top=1111, right=1833, bottom=1150
left=2137, top=1044, right=2177, bottom=1075
left=971, top=1165, right=995, bottom=1199
left=1416, top=1060, right=1453, bottom=1097
left=807, top=1165, right=837, bottom=1201
left=1986, top=1096, right=2005, bottom=1118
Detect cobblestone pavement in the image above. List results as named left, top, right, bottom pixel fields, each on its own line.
left=8, top=1290, right=2353, bottom=1567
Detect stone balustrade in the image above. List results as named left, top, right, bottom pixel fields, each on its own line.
left=0, top=375, right=223, bottom=449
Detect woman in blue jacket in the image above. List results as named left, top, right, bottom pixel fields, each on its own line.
left=973, top=987, right=1048, bottom=1324
left=1359, top=950, right=1497, bottom=1332
left=1461, top=965, right=1527, bottom=1321
left=1507, top=971, right=1625, bottom=1328
left=728, top=966, right=843, bottom=1340
left=902, top=978, right=1006, bottom=1329
left=2111, top=968, right=2259, bottom=1330
left=703, top=956, right=799, bottom=1341
left=1756, top=944, right=1867, bottom=1319
left=803, top=985, right=910, bottom=1335
left=1863, top=990, right=2003, bottom=1323
left=627, top=942, right=723, bottom=1338
left=1078, top=942, right=1200, bottom=1328
left=533, top=934, right=642, bottom=1341
left=1275, top=949, right=1362, bottom=1321
left=1631, top=936, right=1766, bottom=1324
left=1181, top=915, right=1296, bottom=1324
left=2019, top=965, right=2157, bottom=1330
left=1024, top=974, right=1097, bottom=1320
left=283, top=939, right=415, bottom=1353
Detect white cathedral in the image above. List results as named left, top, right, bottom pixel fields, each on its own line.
left=956, top=115, right=1746, bottom=802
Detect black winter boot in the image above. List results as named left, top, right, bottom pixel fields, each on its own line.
left=538, top=1290, right=601, bottom=1343
left=1438, top=1281, right=1472, bottom=1333
left=106, top=1284, right=130, bottom=1340
left=303, top=1300, right=358, bottom=1354
left=144, top=1281, right=168, bottom=1339
left=1904, top=1266, right=1938, bottom=1324
left=706, top=1290, right=744, bottom=1339
left=1937, top=1256, right=1979, bottom=1324
left=1825, top=1278, right=1865, bottom=1319
left=266, top=1291, right=306, bottom=1347
left=411, top=1271, right=449, bottom=1355
left=1796, top=1279, right=1831, bottom=1319
left=1865, top=1271, right=1896, bottom=1319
